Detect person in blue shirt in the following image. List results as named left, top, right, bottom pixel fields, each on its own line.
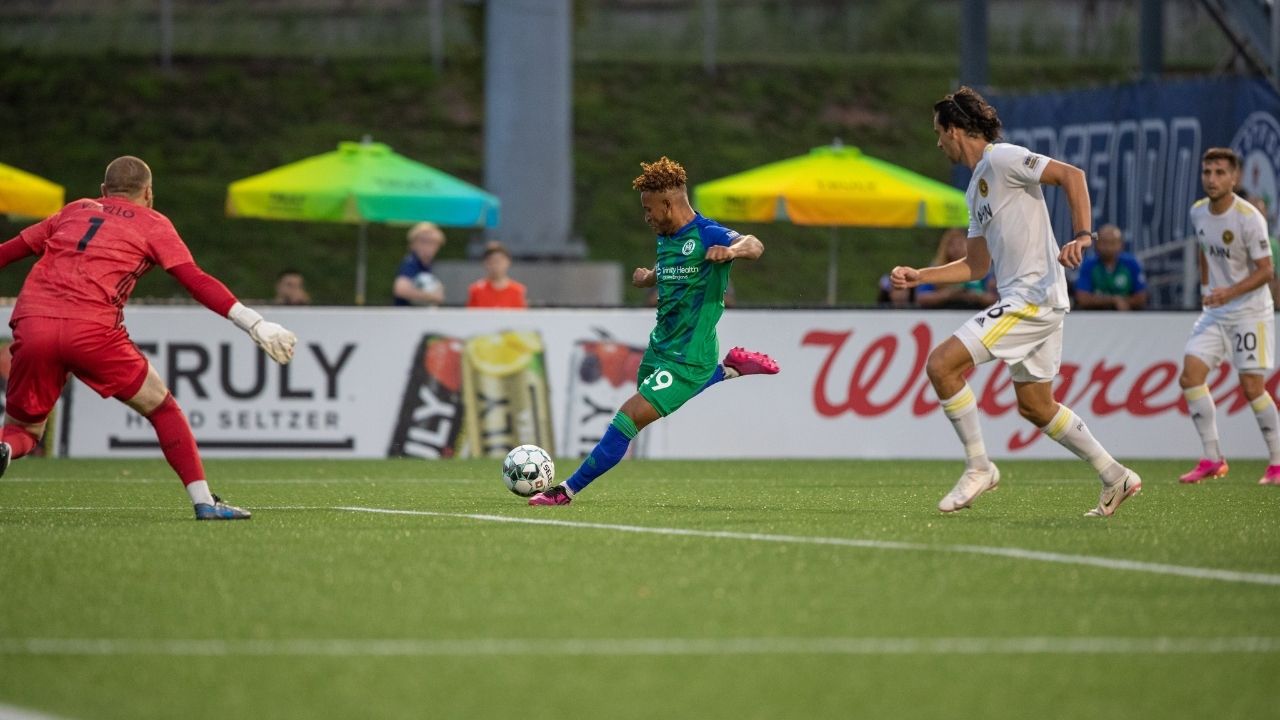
left=393, top=222, right=447, bottom=306
left=1073, top=224, right=1147, bottom=311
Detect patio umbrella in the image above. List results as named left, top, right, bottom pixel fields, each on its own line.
left=226, top=139, right=500, bottom=304
left=693, top=143, right=969, bottom=305
left=0, top=162, right=65, bottom=219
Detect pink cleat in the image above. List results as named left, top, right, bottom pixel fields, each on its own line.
left=723, top=346, right=780, bottom=377
left=1259, top=465, right=1280, bottom=485
left=1179, top=458, right=1229, bottom=484
left=528, top=485, right=572, bottom=506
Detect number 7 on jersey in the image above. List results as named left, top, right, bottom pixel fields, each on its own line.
left=77, top=217, right=105, bottom=252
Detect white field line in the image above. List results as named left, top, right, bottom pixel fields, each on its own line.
left=3, top=506, right=336, bottom=512
left=337, top=507, right=1280, bottom=587
left=2, top=476, right=1137, bottom=486
left=1, top=477, right=478, bottom=484
left=0, top=703, right=73, bottom=720
left=0, top=636, right=1276, bottom=658
left=7, top=503, right=1279, bottom=587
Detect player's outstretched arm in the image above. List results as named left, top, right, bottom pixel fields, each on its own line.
left=0, top=236, right=36, bottom=271
left=707, top=235, right=763, bottom=263
left=889, top=265, right=922, bottom=289
left=1, top=212, right=57, bottom=270
left=894, top=237, right=987, bottom=289
left=228, top=303, right=298, bottom=364
left=169, top=262, right=297, bottom=364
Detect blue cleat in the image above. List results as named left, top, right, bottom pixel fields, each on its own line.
left=194, top=494, right=252, bottom=521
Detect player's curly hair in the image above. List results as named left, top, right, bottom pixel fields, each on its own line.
left=632, top=156, right=688, bottom=192
left=933, top=86, right=1002, bottom=142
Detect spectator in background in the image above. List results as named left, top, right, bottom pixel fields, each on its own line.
left=1073, top=224, right=1147, bottom=311
left=467, top=241, right=527, bottom=308
left=393, top=222, right=446, bottom=306
left=915, top=228, right=996, bottom=309
left=273, top=269, right=310, bottom=305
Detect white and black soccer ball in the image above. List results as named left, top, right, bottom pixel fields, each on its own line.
left=502, top=444, right=555, bottom=497
left=413, top=271, right=441, bottom=294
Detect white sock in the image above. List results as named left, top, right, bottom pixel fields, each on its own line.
left=940, top=384, right=990, bottom=471
left=1183, top=385, right=1223, bottom=461
left=1041, top=404, right=1125, bottom=483
left=1250, top=392, right=1280, bottom=465
left=186, top=479, right=215, bottom=506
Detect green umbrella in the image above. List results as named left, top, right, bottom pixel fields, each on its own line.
left=694, top=143, right=969, bottom=305
left=227, top=139, right=500, bottom=304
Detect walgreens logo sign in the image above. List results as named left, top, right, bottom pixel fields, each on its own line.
left=801, top=322, right=1278, bottom=453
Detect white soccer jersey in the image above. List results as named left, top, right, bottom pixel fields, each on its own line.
left=1191, top=196, right=1273, bottom=321
left=966, top=143, right=1071, bottom=310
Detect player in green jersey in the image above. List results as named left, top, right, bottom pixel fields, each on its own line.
left=529, top=157, right=779, bottom=506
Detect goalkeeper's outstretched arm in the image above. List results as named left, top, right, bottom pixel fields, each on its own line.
left=0, top=235, right=36, bottom=270
left=168, top=262, right=298, bottom=364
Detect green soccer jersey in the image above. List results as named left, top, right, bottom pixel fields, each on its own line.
left=648, top=213, right=737, bottom=368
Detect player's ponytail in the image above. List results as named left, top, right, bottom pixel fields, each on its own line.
left=934, top=86, right=1002, bottom=142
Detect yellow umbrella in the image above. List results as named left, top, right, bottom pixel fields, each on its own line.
left=0, top=162, right=65, bottom=219
left=694, top=143, right=969, bottom=304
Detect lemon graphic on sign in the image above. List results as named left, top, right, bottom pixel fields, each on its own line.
left=466, top=331, right=543, bottom=375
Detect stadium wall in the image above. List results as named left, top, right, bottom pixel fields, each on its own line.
left=6, top=306, right=1276, bottom=461
left=989, top=76, right=1280, bottom=309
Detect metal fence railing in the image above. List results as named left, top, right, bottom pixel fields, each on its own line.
left=0, top=0, right=1230, bottom=67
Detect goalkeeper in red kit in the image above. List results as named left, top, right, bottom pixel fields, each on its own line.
left=0, top=156, right=297, bottom=520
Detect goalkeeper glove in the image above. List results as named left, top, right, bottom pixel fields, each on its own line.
left=228, top=302, right=297, bottom=364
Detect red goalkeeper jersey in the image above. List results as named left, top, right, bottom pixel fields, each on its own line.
left=13, top=197, right=195, bottom=327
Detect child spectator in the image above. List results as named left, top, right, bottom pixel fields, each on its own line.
left=467, top=241, right=528, bottom=308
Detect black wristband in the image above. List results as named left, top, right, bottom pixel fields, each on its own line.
left=1072, top=230, right=1097, bottom=241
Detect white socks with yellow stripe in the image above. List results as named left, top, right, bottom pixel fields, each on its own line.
left=1041, top=404, right=1126, bottom=484
left=940, top=384, right=990, bottom=471
left=1249, top=391, right=1280, bottom=464
left=1183, top=384, right=1223, bottom=461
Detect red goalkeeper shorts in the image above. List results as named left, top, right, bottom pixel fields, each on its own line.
left=6, top=317, right=150, bottom=423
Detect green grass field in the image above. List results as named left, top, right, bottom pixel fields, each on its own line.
left=1, top=457, right=1277, bottom=719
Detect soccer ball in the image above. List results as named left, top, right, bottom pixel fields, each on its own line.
left=502, top=444, right=555, bottom=497
left=413, top=271, right=441, bottom=294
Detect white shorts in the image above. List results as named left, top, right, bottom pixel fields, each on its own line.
left=1184, top=312, right=1275, bottom=374
left=955, top=300, right=1065, bottom=383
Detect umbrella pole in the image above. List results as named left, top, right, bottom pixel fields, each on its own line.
left=826, top=228, right=838, bottom=306
left=356, top=222, right=368, bottom=306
